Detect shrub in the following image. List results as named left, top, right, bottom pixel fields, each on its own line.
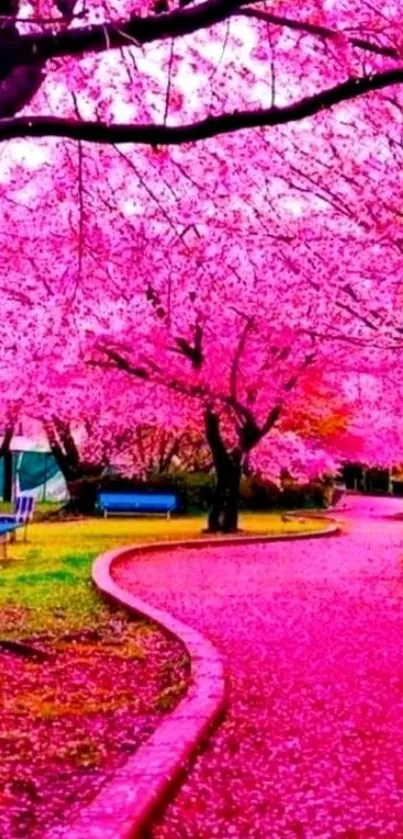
left=173, top=472, right=215, bottom=511
left=240, top=474, right=281, bottom=510
left=98, top=470, right=329, bottom=514
left=280, top=479, right=328, bottom=510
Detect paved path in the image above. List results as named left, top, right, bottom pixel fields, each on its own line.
left=114, top=497, right=403, bottom=839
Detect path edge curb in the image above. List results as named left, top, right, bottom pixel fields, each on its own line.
left=45, top=517, right=340, bottom=839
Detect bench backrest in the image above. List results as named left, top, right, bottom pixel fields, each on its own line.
left=14, top=495, right=35, bottom=523
left=98, top=492, right=177, bottom=512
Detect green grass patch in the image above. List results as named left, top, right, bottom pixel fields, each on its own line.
left=0, top=512, right=327, bottom=640
left=0, top=500, right=63, bottom=522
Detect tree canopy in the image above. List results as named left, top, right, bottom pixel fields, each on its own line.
left=0, top=1, right=403, bottom=522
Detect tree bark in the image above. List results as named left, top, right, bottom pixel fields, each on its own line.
left=0, top=423, right=15, bottom=502
left=2, top=448, right=13, bottom=502
left=3, top=69, right=403, bottom=147
left=43, top=418, right=104, bottom=516
left=205, top=408, right=242, bottom=533
left=64, top=469, right=104, bottom=515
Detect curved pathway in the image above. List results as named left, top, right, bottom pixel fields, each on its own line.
left=114, top=497, right=403, bottom=839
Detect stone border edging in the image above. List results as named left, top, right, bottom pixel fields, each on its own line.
left=45, top=518, right=340, bottom=839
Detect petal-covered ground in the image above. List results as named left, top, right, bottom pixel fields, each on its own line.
left=0, top=611, right=189, bottom=839
left=114, top=496, right=403, bottom=839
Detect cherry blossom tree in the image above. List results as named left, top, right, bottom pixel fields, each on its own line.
left=35, top=360, right=190, bottom=512
left=83, top=228, right=364, bottom=529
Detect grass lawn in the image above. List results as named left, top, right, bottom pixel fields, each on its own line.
left=0, top=508, right=327, bottom=640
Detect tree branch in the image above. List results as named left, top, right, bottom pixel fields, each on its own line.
left=1, top=0, right=399, bottom=67
left=0, top=0, right=250, bottom=66
left=174, top=322, right=204, bottom=368
left=52, top=416, right=80, bottom=468
left=259, top=351, right=316, bottom=437
left=205, top=406, right=229, bottom=467
left=43, top=418, right=70, bottom=474
left=0, top=1, right=45, bottom=117
left=230, top=316, right=253, bottom=402
left=97, top=346, right=150, bottom=378
left=0, top=423, right=14, bottom=458
left=3, top=69, right=403, bottom=145
left=241, top=8, right=402, bottom=62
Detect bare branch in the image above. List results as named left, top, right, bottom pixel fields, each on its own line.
left=173, top=322, right=204, bottom=368
left=0, top=0, right=399, bottom=69
left=3, top=70, right=403, bottom=145
left=241, top=7, right=402, bottom=62
left=164, top=38, right=175, bottom=124
left=230, top=316, right=253, bottom=401
left=98, top=347, right=150, bottom=378
left=0, top=0, right=251, bottom=66
left=260, top=351, right=316, bottom=437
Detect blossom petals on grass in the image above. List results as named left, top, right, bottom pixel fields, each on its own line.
left=0, top=615, right=189, bottom=839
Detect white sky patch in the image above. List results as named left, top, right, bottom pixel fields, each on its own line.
left=121, top=199, right=143, bottom=216
left=195, top=37, right=229, bottom=64
left=135, top=43, right=169, bottom=85
left=73, top=93, right=97, bottom=120
left=333, top=107, right=355, bottom=124
left=279, top=196, right=305, bottom=216
left=112, top=101, right=136, bottom=122
left=13, top=183, right=38, bottom=205
left=9, top=141, right=49, bottom=170
left=253, top=80, right=289, bottom=108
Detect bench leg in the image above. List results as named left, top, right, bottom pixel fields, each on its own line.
left=0, top=536, right=6, bottom=561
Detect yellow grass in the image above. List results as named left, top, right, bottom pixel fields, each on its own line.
left=0, top=513, right=327, bottom=639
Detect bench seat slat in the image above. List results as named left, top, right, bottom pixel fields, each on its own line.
left=97, top=492, right=177, bottom=518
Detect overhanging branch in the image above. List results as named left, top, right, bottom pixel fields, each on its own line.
left=0, top=0, right=249, bottom=65
left=0, top=1, right=398, bottom=67
left=241, top=8, right=401, bottom=62
left=2, top=70, right=403, bottom=145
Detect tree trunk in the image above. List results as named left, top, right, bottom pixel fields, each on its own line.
left=2, top=448, right=13, bottom=502
left=43, top=418, right=104, bottom=516
left=65, top=473, right=102, bottom=515
left=0, top=423, right=15, bottom=502
left=205, top=408, right=242, bottom=533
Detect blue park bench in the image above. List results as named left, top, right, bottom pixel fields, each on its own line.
left=0, top=496, right=35, bottom=560
left=0, top=495, right=35, bottom=543
left=97, top=491, right=178, bottom=520
left=0, top=522, right=19, bottom=561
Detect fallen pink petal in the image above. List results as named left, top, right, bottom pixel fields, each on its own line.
left=112, top=497, right=403, bottom=838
